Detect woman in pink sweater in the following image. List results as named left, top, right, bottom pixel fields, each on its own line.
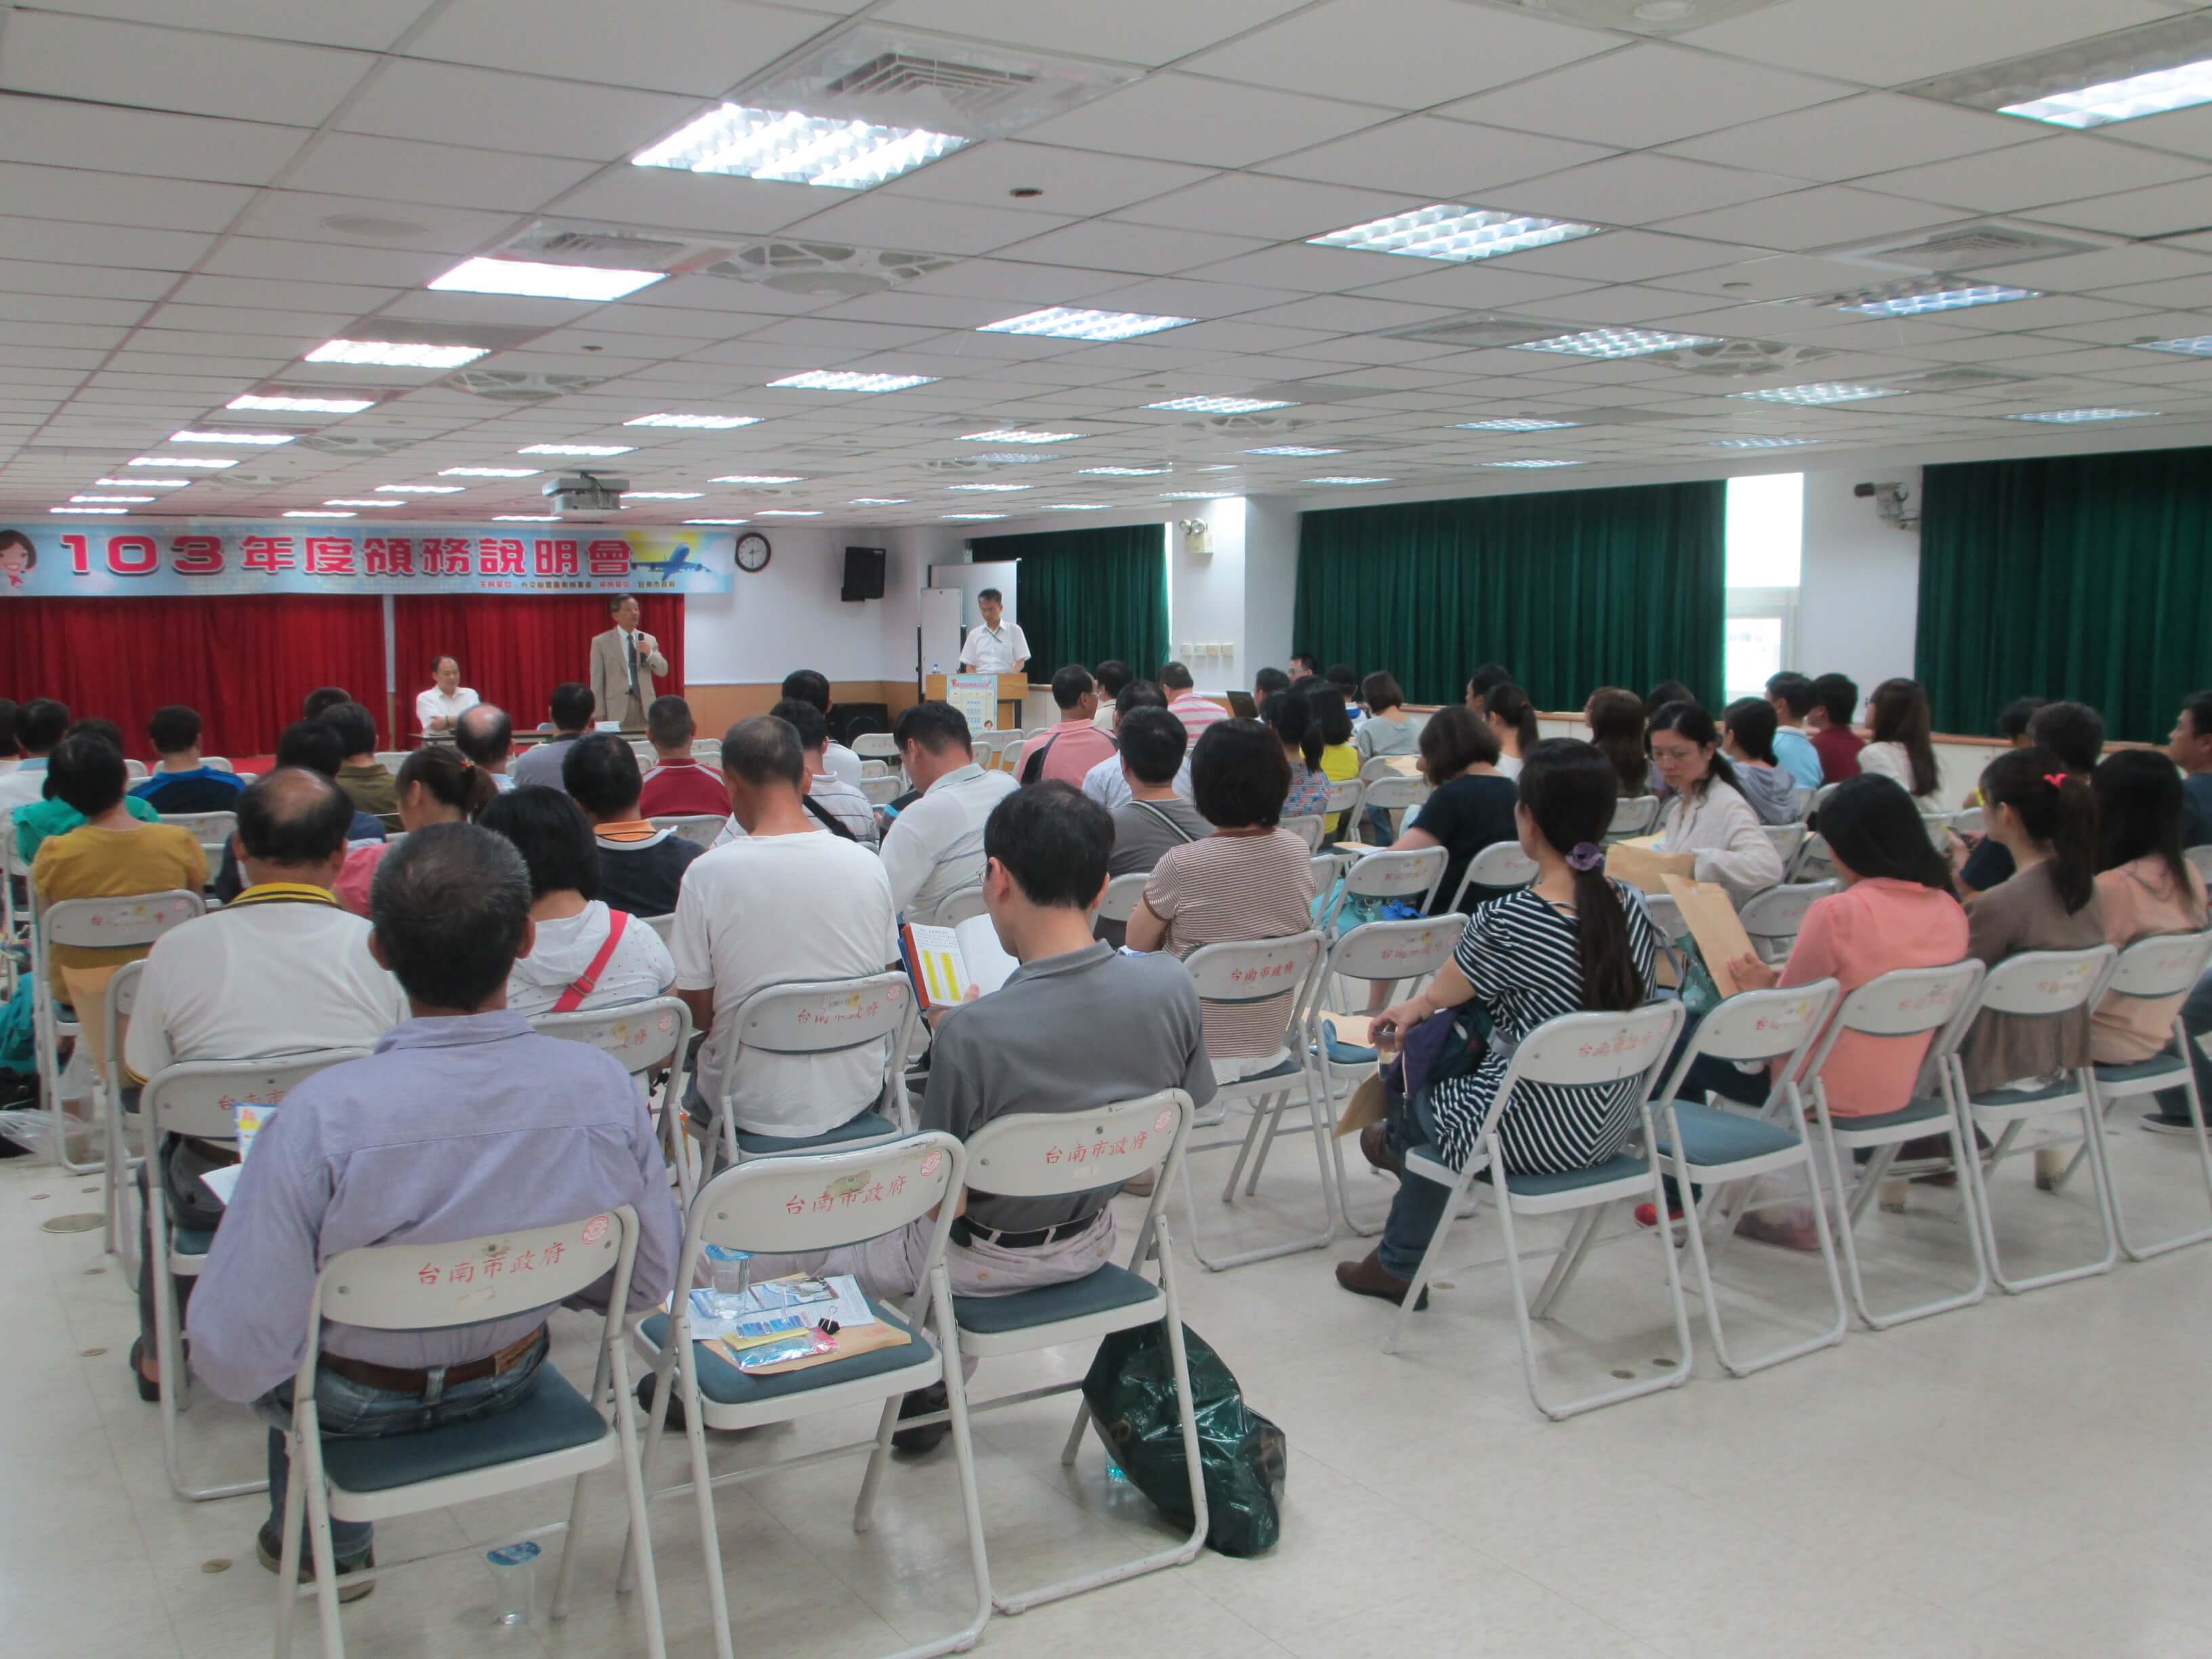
left=2089, top=751, right=2210, bottom=1065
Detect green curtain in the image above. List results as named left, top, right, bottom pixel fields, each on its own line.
left=1291, top=481, right=1726, bottom=710
left=968, top=523, right=1168, bottom=681
left=1918, top=447, right=2212, bottom=742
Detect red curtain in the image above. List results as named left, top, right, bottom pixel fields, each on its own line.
left=0, top=595, right=386, bottom=759
left=391, top=594, right=684, bottom=734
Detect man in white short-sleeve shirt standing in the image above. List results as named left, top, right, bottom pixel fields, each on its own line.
left=673, top=717, right=899, bottom=1143
left=880, top=701, right=1017, bottom=919
left=958, top=588, right=1029, bottom=674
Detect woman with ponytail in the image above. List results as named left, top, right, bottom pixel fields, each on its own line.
left=1483, top=681, right=1540, bottom=779
left=1336, top=739, right=1663, bottom=1305
left=1261, top=688, right=1333, bottom=819
left=331, top=745, right=497, bottom=916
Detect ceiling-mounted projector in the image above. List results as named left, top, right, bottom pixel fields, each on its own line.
left=543, top=470, right=628, bottom=517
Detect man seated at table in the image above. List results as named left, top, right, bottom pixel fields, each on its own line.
left=210, top=722, right=386, bottom=904
left=122, top=768, right=409, bottom=1403
left=1017, top=665, right=1118, bottom=787
left=880, top=701, right=1017, bottom=918
left=319, top=701, right=398, bottom=831
left=674, top=716, right=897, bottom=1148
left=745, top=783, right=1215, bottom=1452
left=562, top=733, right=703, bottom=918
left=509, top=682, right=594, bottom=791
left=12, top=718, right=161, bottom=863
left=453, top=703, right=516, bottom=793
left=637, top=695, right=729, bottom=818
left=131, top=705, right=247, bottom=816
left=187, top=823, right=682, bottom=1596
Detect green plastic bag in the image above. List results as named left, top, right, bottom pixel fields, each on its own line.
left=1082, top=1323, right=1286, bottom=1557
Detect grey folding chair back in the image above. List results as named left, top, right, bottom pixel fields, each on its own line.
left=159, top=811, right=237, bottom=865
left=1322, top=846, right=1447, bottom=930
left=1092, top=872, right=1149, bottom=926
left=1281, top=813, right=1326, bottom=852
left=1605, top=795, right=1660, bottom=841
left=927, top=884, right=989, bottom=926
left=861, top=776, right=903, bottom=806
left=1761, top=822, right=1805, bottom=869
left=1740, top=880, right=1837, bottom=964
left=650, top=814, right=726, bottom=848
left=853, top=732, right=899, bottom=760
left=1448, top=840, right=1538, bottom=914
left=532, top=996, right=695, bottom=1199
left=709, top=972, right=919, bottom=1168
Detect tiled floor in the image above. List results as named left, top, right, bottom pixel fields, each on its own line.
left=8, top=1111, right=2211, bottom=1659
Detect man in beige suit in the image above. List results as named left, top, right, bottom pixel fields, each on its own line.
left=589, top=593, right=667, bottom=730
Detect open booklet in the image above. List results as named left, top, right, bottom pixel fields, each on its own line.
left=901, top=914, right=1019, bottom=1012
left=197, top=1101, right=276, bottom=1206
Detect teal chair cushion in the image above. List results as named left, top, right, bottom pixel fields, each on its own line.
left=1654, top=1102, right=1801, bottom=1167
left=1226, top=1054, right=1301, bottom=1084
left=1821, top=1095, right=1950, bottom=1137
left=639, top=1296, right=931, bottom=1406
left=1967, top=1077, right=2088, bottom=1109
left=1320, top=1021, right=1376, bottom=1065
left=734, top=1111, right=896, bottom=1158
left=173, top=1227, right=215, bottom=1258
left=1484, top=1153, right=1650, bottom=1198
left=321, top=1368, right=604, bottom=1494
left=954, top=1263, right=1159, bottom=1336
left=2094, top=1054, right=2185, bottom=1085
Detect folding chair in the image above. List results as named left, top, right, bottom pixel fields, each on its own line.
left=909, top=1091, right=1208, bottom=1613
left=272, top=1206, right=666, bottom=1659
left=689, top=738, right=722, bottom=766
left=159, top=812, right=237, bottom=868
left=1360, top=774, right=1430, bottom=842
left=1920, top=811, right=1954, bottom=851
left=2051, top=928, right=2212, bottom=1259
left=101, top=960, right=144, bottom=1264
left=926, top=884, right=988, bottom=927
left=532, top=997, right=695, bottom=1202
left=861, top=777, right=903, bottom=807
left=1647, top=980, right=1847, bottom=1376
left=1178, top=931, right=1335, bottom=1269
left=141, top=1050, right=367, bottom=1503
left=1801, top=959, right=1988, bottom=1330
left=1092, top=871, right=1148, bottom=940
left=371, top=750, right=409, bottom=773
left=125, top=758, right=151, bottom=781
left=32, top=889, right=204, bottom=1172
left=1321, top=779, right=1364, bottom=840
left=1760, top=822, right=1805, bottom=871
left=853, top=733, right=899, bottom=761
left=693, top=973, right=918, bottom=1174
left=1316, top=846, right=1448, bottom=935
left=1952, top=806, right=1984, bottom=840
left=1446, top=840, right=1537, bottom=914
left=1385, top=1001, right=1694, bottom=1420
left=1605, top=795, right=1660, bottom=842
left=628, top=1134, right=989, bottom=1659
left=640, top=912, right=674, bottom=946
left=1788, top=831, right=1835, bottom=883
left=1946, top=946, right=2120, bottom=1294
left=1740, top=880, right=1837, bottom=965
left=1789, top=786, right=1815, bottom=821
left=1281, top=813, right=1326, bottom=853
left=648, top=815, right=724, bottom=849
left=859, top=759, right=890, bottom=781
left=1311, top=913, right=1467, bottom=1238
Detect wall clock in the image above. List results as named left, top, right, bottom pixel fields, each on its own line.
left=735, top=531, right=771, bottom=573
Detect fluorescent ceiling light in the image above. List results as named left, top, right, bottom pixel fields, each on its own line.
left=1160, top=491, right=1237, bottom=499
left=757, top=509, right=821, bottom=516
left=520, top=443, right=633, bottom=457
left=99, top=476, right=186, bottom=487
left=2001, top=56, right=2212, bottom=127
left=943, top=512, right=1006, bottom=520
left=441, top=466, right=539, bottom=478
left=1145, top=395, right=1294, bottom=413
left=960, top=428, right=1083, bottom=444
left=492, top=514, right=559, bottom=522
left=1304, top=476, right=1390, bottom=485
left=1039, top=504, right=1109, bottom=510
left=2001, top=408, right=2158, bottom=423
left=1486, top=459, right=1584, bottom=468
left=711, top=473, right=802, bottom=485
left=430, top=255, right=664, bottom=303
left=849, top=498, right=909, bottom=506
left=1309, top=203, right=1604, bottom=263
left=622, top=491, right=706, bottom=499
left=946, top=483, right=1031, bottom=492
left=1080, top=466, right=1170, bottom=476
left=375, top=484, right=465, bottom=494
left=1729, top=383, right=1902, bottom=405
left=685, top=518, right=749, bottom=525
left=1711, top=436, right=1822, bottom=449
left=306, top=339, right=487, bottom=369
left=634, top=103, right=967, bottom=189
left=978, top=307, right=1195, bottom=342
left=769, top=371, right=937, bottom=392
left=324, top=499, right=404, bottom=508
left=228, top=392, right=375, bottom=415
left=1454, top=417, right=1582, bottom=432
left=285, top=510, right=356, bottom=519
left=130, top=455, right=236, bottom=469
left=1830, top=280, right=2038, bottom=316
left=1514, top=328, right=1719, bottom=359
left=1245, top=445, right=1342, bottom=456
left=53, top=506, right=128, bottom=514
left=966, top=453, right=1046, bottom=465
left=71, top=494, right=154, bottom=503
left=2133, top=337, right=2212, bottom=357
left=171, top=429, right=294, bottom=446
left=624, top=412, right=761, bottom=430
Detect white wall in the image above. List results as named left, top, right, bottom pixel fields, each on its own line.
left=1242, top=496, right=1300, bottom=676
left=681, top=525, right=902, bottom=683
left=1794, top=467, right=1923, bottom=697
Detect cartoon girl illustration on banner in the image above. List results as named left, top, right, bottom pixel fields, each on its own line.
left=0, top=530, right=33, bottom=590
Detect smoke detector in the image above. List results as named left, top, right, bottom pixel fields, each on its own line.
left=443, top=369, right=607, bottom=403
left=1826, top=221, right=2108, bottom=273
left=701, top=240, right=957, bottom=297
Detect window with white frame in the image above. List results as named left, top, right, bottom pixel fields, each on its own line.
left=1723, top=473, right=1803, bottom=704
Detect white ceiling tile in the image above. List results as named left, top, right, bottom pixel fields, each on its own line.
left=781, top=194, right=1079, bottom=256
left=338, top=62, right=703, bottom=163
left=0, top=95, right=307, bottom=186
left=199, top=237, right=457, bottom=289
left=0, top=292, right=152, bottom=327
left=994, top=220, right=1273, bottom=276
left=0, top=215, right=212, bottom=272
left=1439, top=43, right=1849, bottom=150
left=873, top=0, right=1310, bottom=66
left=1980, top=245, right=2212, bottom=293
left=282, top=134, right=601, bottom=211
left=1679, top=0, right=2176, bottom=86
left=1502, top=230, right=1747, bottom=283
left=1115, top=175, right=1427, bottom=241
left=2032, top=178, right=2212, bottom=239
left=229, top=192, right=516, bottom=257
left=0, top=258, right=177, bottom=302
left=0, top=14, right=374, bottom=127
left=1182, top=243, right=1445, bottom=293
left=1350, top=263, right=1604, bottom=308
left=0, top=162, right=252, bottom=234
left=1021, top=74, right=1386, bottom=168
left=1182, top=0, right=1608, bottom=107
left=2101, top=102, right=2212, bottom=165
left=1859, top=136, right=2205, bottom=216
left=1258, top=117, right=1616, bottom=198
left=1649, top=253, right=1930, bottom=304
left=1665, top=94, right=2034, bottom=184
left=1517, top=285, right=1727, bottom=326
left=877, top=143, right=1214, bottom=218
left=403, top=0, right=836, bottom=96
left=1076, top=277, right=1309, bottom=319
left=1500, top=155, right=1799, bottom=226
left=168, top=274, right=406, bottom=314
left=2095, top=272, right=2212, bottom=310
left=1234, top=294, right=1458, bottom=334
left=25, top=0, right=435, bottom=51
left=1654, top=185, right=1957, bottom=252
left=544, top=169, right=830, bottom=238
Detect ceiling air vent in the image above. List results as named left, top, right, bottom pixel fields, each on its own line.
left=192, top=468, right=306, bottom=491
left=1902, top=14, right=2212, bottom=115
left=1193, top=413, right=1309, bottom=435
left=1248, top=381, right=1397, bottom=405
left=1893, top=366, right=2036, bottom=392
left=293, top=434, right=417, bottom=459
left=743, top=24, right=1139, bottom=138
left=1381, top=314, right=1563, bottom=350
left=1650, top=338, right=1837, bottom=377
left=701, top=241, right=957, bottom=297
left=442, top=370, right=607, bottom=403
left=495, top=222, right=733, bottom=274
left=1830, top=222, right=2108, bottom=273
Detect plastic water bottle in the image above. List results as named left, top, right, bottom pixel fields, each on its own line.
left=703, top=1245, right=751, bottom=1316
left=1105, top=1460, right=1131, bottom=1486
left=485, top=1540, right=541, bottom=1627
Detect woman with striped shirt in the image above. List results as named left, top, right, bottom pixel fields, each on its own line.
left=1337, top=739, right=1662, bottom=1307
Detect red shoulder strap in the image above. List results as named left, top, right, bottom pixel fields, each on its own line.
left=552, top=909, right=630, bottom=1014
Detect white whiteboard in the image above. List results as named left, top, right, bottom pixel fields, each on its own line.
left=926, top=558, right=1019, bottom=630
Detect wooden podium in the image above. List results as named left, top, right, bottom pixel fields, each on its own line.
left=925, top=673, right=1027, bottom=732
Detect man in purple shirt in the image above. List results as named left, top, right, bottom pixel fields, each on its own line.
left=188, top=822, right=682, bottom=1597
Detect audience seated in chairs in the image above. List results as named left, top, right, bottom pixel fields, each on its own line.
left=1340, top=739, right=1666, bottom=1307
left=508, top=681, right=594, bottom=792
left=0, top=695, right=68, bottom=819
left=637, top=695, right=729, bottom=819
left=742, top=780, right=1215, bottom=1453
left=780, top=668, right=863, bottom=786
left=1391, top=705, right=1519, bottom=916
left=12, top=716, right=161, bottom=863
left=771, top=696, right=878, bottom=848
left=318, top=701, right=398, bottom=832
left=1584, top=687, right=1652, bottom=799
left=1807, top=672, right=1865, bottom=783
left=1083, top=680, right=1191, bottom=811
left=880, top=700, right=1017, bottom=920
left=453, top=702, right=516, bottom=793
left=480, top=786, right=676, bottom=1018
left=1647, top=699, right=1787, bottom=906
left=2091, top=750, right=2211, bottom=1082
left=1093, top=658, right=1134, bottom=734
left=1261, top=687, right=1333, bottom=821
left=1099, top=707, right=1207, bottom=948
left=122, top=768, right=409, bottom=1403
left=211, top=721, right=385, bottom=904
left=302, top=686, right=354, bottom=723
left=1353, top=672, right=1419, bottom=766
left=1962, top=701, right=2104, bottom=895
left=1160, top=660, right=1230, bottom=744
left=1721, top=697, right=1803, bottom=827
left=674, top=716, right=898, bottom=1147
left=331, top=745, right=497, bottom=916
left=562, top=733, right=703, bottom=918
left=131, top=705, right=246, bottom=815
left=1856, top=678, right=1945, bottom=808
left=1017, top=665, right=1118, bottom=787
left=186, top=822, right=681, bottom=1597
left=1765, top=672, right=1825, bottom=790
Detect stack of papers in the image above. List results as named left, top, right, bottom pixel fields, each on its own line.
left=681, top=1273, right=875, bottom=1343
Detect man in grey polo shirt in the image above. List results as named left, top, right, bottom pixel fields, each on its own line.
left=878, top=699, right=1016, bottom=917
left=745, top=782, right=1214, bottom=1448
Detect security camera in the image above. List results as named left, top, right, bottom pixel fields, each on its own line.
left=1853, top=480, right=1916, bottom=531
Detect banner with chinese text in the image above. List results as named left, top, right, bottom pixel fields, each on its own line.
left=0, top=521, right=735, bottom=596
